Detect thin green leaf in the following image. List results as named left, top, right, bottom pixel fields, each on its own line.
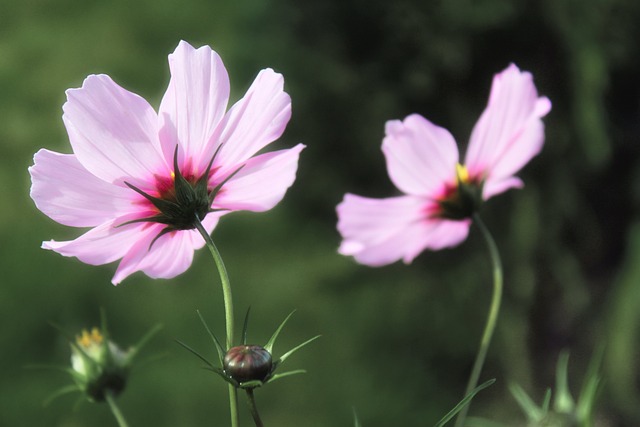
left=463, top=417, right=506, bottom=427
left=265, top=310, right=296, bottom=354
left=276, top=335, right=321, bottom=365
left=576, top=345, right=604, bottom=424
left=554, top=351, right=575, bottom=413
left=353, top=407, right=361, bottom=427
left=175, top=339, right=215, bottom=369
left=541, top=388, right=552, bottom=413
left=197, top=310, right=226, bottom=365
left=434, top=379, right=496, bottom=427
left=509, top=382, right=544, bottom=422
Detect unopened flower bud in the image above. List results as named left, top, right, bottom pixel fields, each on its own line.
left=223, top=345, right=273, bottom=383
left=71, top=328, right=129, bottom=402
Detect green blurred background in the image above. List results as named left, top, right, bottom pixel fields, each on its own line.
left=2, top=0, right=640, bottom=425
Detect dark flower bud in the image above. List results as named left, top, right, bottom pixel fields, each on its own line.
left=223, top=345, right=273, bottom=383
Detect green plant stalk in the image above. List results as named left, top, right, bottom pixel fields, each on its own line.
left=246, top=388, right=264, bottom=427
left=105, top=390, right=130, bottom=427
left=195, top=218, right=239, bottom=427
left=454, top=214, right=503, bottom=427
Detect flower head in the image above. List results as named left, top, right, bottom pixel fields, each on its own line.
left=179, top=310, right=320, bottom=390
left=46, top=319, right=161, bottom=404
left=29, top=41, right=304, bottom=284
left=337, top=64, right=551, bottom=266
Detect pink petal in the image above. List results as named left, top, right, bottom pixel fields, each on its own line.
left=42, top=218, right=160, bottom=267
left=482, top=176, right=523, bottom=200
left=382, top=114, right=459, bottom=197
left=63, top=74, right=167, bottom=188
left=464, top=64, right=551, bottom=197
left=29, top=149, right=136, bottom=227
left=112, top=214, right=219, bottom=284
left=214, top=144, right=304, bottom=212
left=158, top=41, right=230, bottom=174
left=216, top=69, right=291, bottom=175
left=336, top=194, right=470, bottom=266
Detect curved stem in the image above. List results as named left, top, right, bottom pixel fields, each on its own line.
left=194, top=217, right=239, bottom=427
left=454, top=214, right=503, bottom=427
left=105, top=390, right=130, bottom=427
left=246, top=388, right=264, bottom=427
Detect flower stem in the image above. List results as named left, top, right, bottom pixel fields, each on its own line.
left=194, top=217, right=239, bottom=427
left=105, top=390, right=129, bottom=427
left=454, top=214, right=503, bottom=427
left=246, top=388, right=264, bottom=427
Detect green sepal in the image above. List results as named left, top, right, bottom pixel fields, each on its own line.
left=241, top=307, right=252, bottom=346
left=196, top=310, right=225, bottom=366
left=203, top=366, right=238, bottom=387
left=238, top=379, right=264, bottom=390
left=265, top=310, right=296, bottom=354
left=43, top=384, right=81, bottom=407
left=275, top=335, right=321, bottom=367
left=124, top=323, right=163, bottom=366
left=266, top=369, right=306, bottom=384
left=175, top=339, right=215, bottom=369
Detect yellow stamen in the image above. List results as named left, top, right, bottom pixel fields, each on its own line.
left=456, top=163, right=470, bottom=184
left=77, top=327, right=103, bottom=348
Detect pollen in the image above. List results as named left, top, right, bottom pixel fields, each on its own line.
left=77, top=327, right=103, bottom=348
left=456, top=163, right=470, bottom=184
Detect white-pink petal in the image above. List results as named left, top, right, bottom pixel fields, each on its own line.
left=336, top=194, right=470, bottom=266
left=63, top=74, right=167, bottom=188
left=216, top=69, right=292, bottom=174
left=158, top=40, right=231, bottom=174
left=464, top=64, right=551, bottom=193
left=42, top=218, right=159, bottom=267
left=214, top=144, right=304, bottom=212
left=382, top=114, right=459, bottom=197
left=29, top=149, right=136, bottom=227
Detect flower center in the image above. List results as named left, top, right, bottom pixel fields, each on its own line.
left=435, top=164, right=484, bottom=220
left=77, top=328, right=103, bottom=349
left=122, top=146, right=243, bottom=249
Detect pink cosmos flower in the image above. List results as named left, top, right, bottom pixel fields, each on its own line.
left=29, top=40, right=304, bottom=284
left=337, top=64, right=551, bottom=266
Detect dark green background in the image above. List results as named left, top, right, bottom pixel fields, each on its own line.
left=2, top=0, right=640, bottom=425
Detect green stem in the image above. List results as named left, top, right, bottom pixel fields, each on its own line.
left=105, top=390, right=130, bottom=427
left=194, top=217, right=239, bottom=427
left=246, top=388, right=264, bottom=427
left=454, top=214, right=503, bottom=427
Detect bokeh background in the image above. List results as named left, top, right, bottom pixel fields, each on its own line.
left=2, top=0, right=640, bottom=425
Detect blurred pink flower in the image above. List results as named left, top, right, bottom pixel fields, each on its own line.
left=30, top=41, right=303, bottom=284
left=337, top=64, right=551, bottom=266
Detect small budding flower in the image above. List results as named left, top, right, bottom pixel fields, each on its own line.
left=223, top=345, right=273, bottom=383
left=179, top=310, right=320, bottom=390
left=71, top=328, right=128, bottom=402
left=43, top=318, right=161, bottom=406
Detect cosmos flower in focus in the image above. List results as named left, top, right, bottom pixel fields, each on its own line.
left=29, top=41, right=303, bottom=284
left=337, top=64, right=551, bottom=266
